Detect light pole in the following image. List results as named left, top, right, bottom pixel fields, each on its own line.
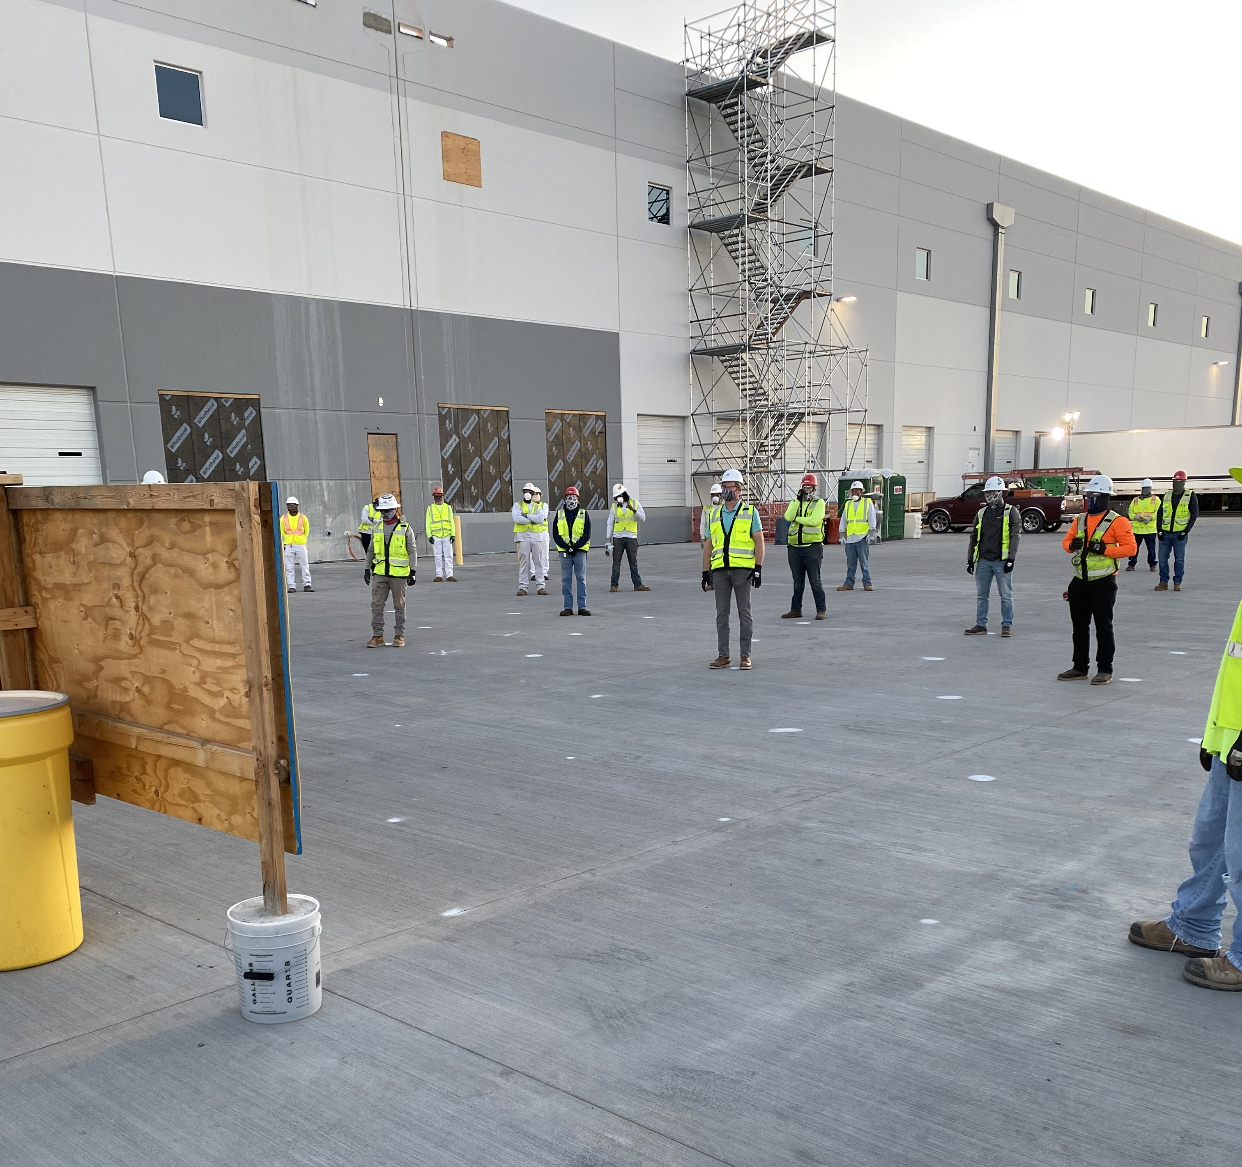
left=1050, top=411, right=1080, bottom=482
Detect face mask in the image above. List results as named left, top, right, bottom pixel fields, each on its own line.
left=984, top=491, right=1002, bottom=506
left=523, top=492, right=532, bottom=502
left=565, top=498, right=578, bottom=511
left=710, top=494, right=722, bottom=505
left=381, top=510, right=397, bottom=521
left=1141, top=487, right=1151, bottom=497
left=722, top=488, right=738, bottom=503
left=1085, top=494, right=1107, bottom=515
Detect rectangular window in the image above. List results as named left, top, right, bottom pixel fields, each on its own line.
left=1147, top=302, right=1158, bottom=327
left=398, top=23, right=422, bottom=37
left=158, top=392, right=265, bottom=482
left=1084, top=287, right=1096, bottom=315
left=437, top=405, right=512, bottom=512
left=1008, top=270, right=1021, bottom=299
left=1201, top=315, right=1210, bottom=339
left=648, top=184, right=671, bottom=225
left=546, top=410, right=608, bottom=510
left=915, top=248, right=931, bottom=281
left=428, top=31, right=453, bottom=48
left=155, top=64, right=203, bottom=126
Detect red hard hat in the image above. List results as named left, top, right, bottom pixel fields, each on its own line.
left=1172, top=470, right=1187, bottom=480
left=801, top=474, right=817, bottom=487
left=432, top=485, right=444, bottom=495
left=565, top=486, right=579, bottom=496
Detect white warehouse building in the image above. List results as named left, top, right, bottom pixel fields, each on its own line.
left=2, top=0, right=1240, bottom=555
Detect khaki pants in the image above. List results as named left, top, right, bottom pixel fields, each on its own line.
left=371, top=575, right=408, bottom=637
left=712, top=567, right=753, bottom=657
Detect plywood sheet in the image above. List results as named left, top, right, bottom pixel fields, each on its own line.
left=441, top=131, right=482, bottom=187
left=367, top=433, right=401, bottom=502
left=17, top=507, right=251, bottom=747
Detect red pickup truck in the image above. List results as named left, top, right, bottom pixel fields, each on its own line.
left=923, top=480, right=1068, bottom=535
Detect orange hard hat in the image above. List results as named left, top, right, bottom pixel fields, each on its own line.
left=1172, top=470, right=1187, bottom=480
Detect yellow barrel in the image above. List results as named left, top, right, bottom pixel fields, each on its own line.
left=0, top=691, right=82, bottom=970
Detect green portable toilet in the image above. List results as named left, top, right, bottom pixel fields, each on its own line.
left=881, top=474, right=907, bottom=539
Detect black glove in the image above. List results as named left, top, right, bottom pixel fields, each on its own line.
left=1069, top=536, right=1083, bottom=551
left=410, top=572, right=416, bottom=585
left=1201, top=747, right=1214, bottom=773
left=449, top=534, right=454, bottom=544
left=1003, top=560, right=1014, bottom=574
left=1227, top=734, right=1242, bottom=781
left=701, top=569, right=711, bottom=591
left=966, top=562, right=974, bottom=575
left=751, top=565, right=762, bottom=588
left=363, top=568, right=371, bottom=584
left=1177, top=531, right=1187, bottom=541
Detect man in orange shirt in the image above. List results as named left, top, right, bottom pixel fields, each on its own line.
left=1057, top=474, right=1136, bottom=685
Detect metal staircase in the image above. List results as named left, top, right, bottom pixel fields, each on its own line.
left=686, top=0, right=866, bottom=503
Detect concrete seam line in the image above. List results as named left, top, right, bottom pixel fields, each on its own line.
left=321, top=986, right=746, bottom=1167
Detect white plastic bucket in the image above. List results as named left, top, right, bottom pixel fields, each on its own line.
left=225, top=894, right=322, bottom=1024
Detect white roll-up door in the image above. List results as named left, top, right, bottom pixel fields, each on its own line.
left=637, top=414, right=686, bottom=506
left=900, top=426, right=931, bottom=492
left=0, top=386, right=103, bottom=486
left=993, top=430, right=1019, bottom=477
left=847, top=423, right=882, bottom=472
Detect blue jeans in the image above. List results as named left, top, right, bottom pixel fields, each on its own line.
left=559, top=550, right=587, bottom=609
left=1167, top=757, right=1242, bottom=970
left=974, top=558, right=1013, bottom=627
left=1158, top=533, right=1186, bottom=584
left=1129, top=531, right=1156, bottom=568
left=843, top=539, right=871, bottom=587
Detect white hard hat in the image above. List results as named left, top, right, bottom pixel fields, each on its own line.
left=523, top=482, right=536, bottom=492
left=709, top=482, right=723, bottom=495
left=1141, top=477, right=1152, bottom=488
left=983, top=475, right=1005, bottom=492
left=612, top=483, right=626, bottom=498
left=141, top=470, right=165, bottom=484
left=286, top=496, right=299, bottom=506
left=377, top=492, right=398, bottom=509
left=850, top=480, right=864, bottom=491
left=1084, top=474, right=1113, bottom=494
left=721, top=469, right=744, bottom=484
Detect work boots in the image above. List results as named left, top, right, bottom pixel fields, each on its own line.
left=1183, top=956, right=1242, bottom=991
left=1057, top=668, right=1089, bottom=680
left=366, top=636, right=386, bottom=648
left=1154, top=582, right=1168, bottom=591
left=1125, top=563, right=1136, bottom=571
left=781, top=610, right=802, bottom=619
left=392, top=636, right=405, bottom=648
left=1128, top=918, right=1218, bottom=957
left=1174, top=583, right=1182, bottom=592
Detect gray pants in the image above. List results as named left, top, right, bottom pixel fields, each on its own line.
left=371, top=575, right=408, bottom=637
left=713, top=567, right=753, bottom=657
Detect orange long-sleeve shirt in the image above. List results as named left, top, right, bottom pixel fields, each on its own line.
left=1061, top=510, right=1138, bottom=560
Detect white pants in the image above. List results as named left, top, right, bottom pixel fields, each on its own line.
left=431, top=535, right=454, bottom=579
left=284, top=544, right=311, bottom=588
left=530, top=533, right=549, bottom=584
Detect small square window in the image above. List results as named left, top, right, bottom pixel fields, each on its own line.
left=1008, top=270, right=1021, bottom=299
left=648, top=184, right=671, bottom=225
left=1084, top=287, right=1096, bottom=315
left=428, top=30, right=453, bottom=47
left=398, top=23, right=423, bottom=37
left=915, top=248, right=931, bottom=281
left=155, top=64, right=203, bottom=125
left=1201, top=315, right=1210, bottom=339
left=1147, top=302, right=1158, bottom=327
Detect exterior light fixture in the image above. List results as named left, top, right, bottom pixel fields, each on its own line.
left=835, top=295, right=857, bottom=303
left=1214, top=360, right=1230, bottom=367
left=1050, top=427, right=1065, bottom=441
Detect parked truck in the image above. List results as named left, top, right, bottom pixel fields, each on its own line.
left=923, top=475, right=1074, bottom=535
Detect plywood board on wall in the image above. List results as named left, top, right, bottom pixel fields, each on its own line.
left=367, top=433, right=401, bottom=502
left=441, top=131, right=482, bottom=187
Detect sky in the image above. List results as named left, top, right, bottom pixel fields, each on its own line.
left=507, top=0, right=1242, bottom=246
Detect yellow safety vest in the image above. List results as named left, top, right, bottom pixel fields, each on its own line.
left=784, top=497, right=825, bottom=545
left=281, top=513, right=308, bottom=546
left=1158, top=489, right=1193, bottom=534
left=843, top=496, right=870, bottom=538
left=1069, top=511, right=1121, bottom=580
left=709, top=504, right=757, bottom=569
left=1203, top=596, right=1242, bottom=756
left=372, top=520, right=413, bottom=577
left=556, top=507, right=590, bottom=551
left=1128, top=494, right=1159, bottom=535
left=426, top=502, right=454, bottom=538
left=972, top=505, right=1012, bottom=562
left=360, top=503, right=382, bottom=537
left=514, top=501, right=547, bottom=535
left=611, top=501, right=639, bottom=537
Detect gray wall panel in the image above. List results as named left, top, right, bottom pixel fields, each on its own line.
left=998, top=176, right=1081, bottom=232
left=1004, top=216, right=1078, bottom=264
left=1074, top=235, right=1145, bottom=280
left=1001, top=248, right=1076, bottom=323
left=95, top=398, right=138, bottom=483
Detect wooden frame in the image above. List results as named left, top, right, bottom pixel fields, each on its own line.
left=0, top=476, right=302, bottom=913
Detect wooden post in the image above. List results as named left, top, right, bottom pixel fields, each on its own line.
left=234, top=481, right=289, bottom=914
left=0, top=474, right=36, bottom=691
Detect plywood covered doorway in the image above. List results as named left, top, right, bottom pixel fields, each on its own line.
left=367, top=433, right=401, bottom=502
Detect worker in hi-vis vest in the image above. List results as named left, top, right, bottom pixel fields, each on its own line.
left=529, top=486, right=551, bottom=590
left=281, top=497, right=313, bottom=593
left=1155, top=469, right=1197, bottom=592
left=366, top=493, right=414, bottom=648
left=837, top=481, right=876, bottom=592
left=701, top=467, right=764, bottom=670
left=1127, top=477, right=1159, bottom=572
left=781, top=473, right=826, bottom=620
left=607, top=483, right=649, bottom=592
left=511, top=482, right=549, bottom=597
left=963, top=476, right=1020, bottom=637
left=700, top=482, right=723, bottom=546
left=1129, top=467, right=1242, bottom=992
left=425, top=485, right=456, bottom=582
left=1057, top=474, right=1136, bottom=685
left=552, top=486, right=591, bottom=616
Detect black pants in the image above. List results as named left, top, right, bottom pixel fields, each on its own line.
left=1068, top=575, right=1117, bottom=673
left=787, top=543, right=826, bottom=613
left=610, top=538, right=642, bottom=587
left=1129, top=532, right=1156, bottom=567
